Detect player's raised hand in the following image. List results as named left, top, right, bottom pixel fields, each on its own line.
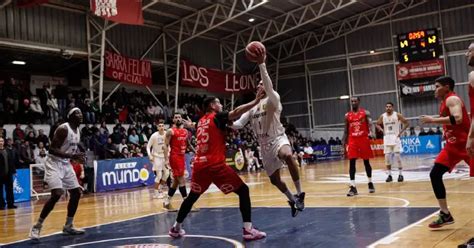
left=72, top=152, right=86, bottom=163
left=255, top=48, right=266, bottom=64
left=256, top=88, right=265, bottom=101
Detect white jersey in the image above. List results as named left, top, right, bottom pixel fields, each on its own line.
left=383, top=112, right=400, bottom=146
left=48, top=122, right=80, bottom=163
left=147, top=131, right=166, bottom=158
left=248, top=97, right=286, bottom=144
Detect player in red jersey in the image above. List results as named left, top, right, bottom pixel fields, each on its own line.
left=342, top=97, right=375, bottom=197
left=420, top=76, right=471, bottom=228
left=163, top=113, right=192, bottom=210
left=169, top=91, right=267, bottom=241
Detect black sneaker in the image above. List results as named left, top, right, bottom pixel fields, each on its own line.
left=346, top=186, right=358, bottom=197
left=398, top=175, right=404, bottom=182
left=294, top=192, right=305, bottom=211
left=386, top=175, right=393, bottom=182
left=429, top=211, right=455, bottom=228
left=368, top=182, right=375, bottom=193
left=288, top=201, right=298, bottom=217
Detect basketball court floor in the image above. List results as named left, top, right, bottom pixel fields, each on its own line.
left=1, top=155, right=473, bottom=247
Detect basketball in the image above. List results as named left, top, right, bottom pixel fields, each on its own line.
left=245, top=41, right=266, bottom=62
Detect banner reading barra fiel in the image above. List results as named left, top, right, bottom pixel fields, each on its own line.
left=180, top=60, right=258, bottom=93
left=105, top=51, right=152, bottom=86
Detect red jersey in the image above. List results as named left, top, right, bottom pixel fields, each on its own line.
left=440, top=92, right=470, bottom=145
left=194, top=112, right=227, bottom=168
left=346, top=108, right=370, bottom=138
left=170, top=127, right=187, bottom=157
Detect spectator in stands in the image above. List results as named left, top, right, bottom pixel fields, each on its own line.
left=137, top=129, right=148, bottom=145
left=121, top=147, right=131, bottom=158
left=428, top=127, right=436, bottom=135
left=99, top=121, right=109, bottom=136
left=328, top=137, right=336, bottom=145
left=409, top=127, right=416, bottom=136
left=30, top=96, right=44, bottom=124
left=36, top=129, right=49, bottom=148
left=118, top=138, right=128, bottom=153
left=83, top=99, right=96, bottom=124
left=70, top=159, right=85, bottom=188
left=304, top=143, right=314, bottom=156
left=0, top=125, right=6, bottom=139
left=34, top=142, right=48, bottom=165
left=25, top=131, right=37, bottom=146
left=335, top=137, right=342, bottom=145
left=128, top=129, right=139, bottom=146
left=12, top=124, right=25, bottom=142
left=320, top=138, right=327, bottom=145
left=0, top=137, right=17, bottom=209
left=19, top=140, right=34, bottom=167
left=419, top=128, right=429, bottom=136
left=110, top=128, right=122, bottom=145
left=436, top=127, right=442, bottom=135
left=46, top=93, right=59, bottom=125
left=25, top=123, right=37, bottom=137
left=104, top=138, right=118, bottom=159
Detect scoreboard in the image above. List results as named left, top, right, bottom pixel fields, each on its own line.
left=397, top=28, right=441, bottom=63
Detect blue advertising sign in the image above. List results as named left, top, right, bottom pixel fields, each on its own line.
left=2, top=169, right=31, bottom=202
left=312, top=145, right=344, bottom=161
left=94, top=157, right=155, bottom=192
left=401, top=135, right=441, bottom=154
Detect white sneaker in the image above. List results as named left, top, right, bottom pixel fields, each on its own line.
left=63, top=224, right=85, bottom=235
left=163, top=196, right=171, bottom=208
left=29, top=225, right=42, bottom=241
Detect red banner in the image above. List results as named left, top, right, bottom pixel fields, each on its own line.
left=104, top=51, right=152, bottom=86
left=90, top=0, right=144, bottom=25
left=396, top=59, right=445, bottom=81
left=17, top=0, right=49, bottom=7
left=370, top=139, right=384, bottom=157
left=180, top=60, right=258, bottom=94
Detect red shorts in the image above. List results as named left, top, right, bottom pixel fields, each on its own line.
left=347, top=137, right=373, bottom=160
left=435, top=143, right=473, bottom=173
left=191, top=163, right=244, bottom=195
left=170, top=155, right=185, bottom=177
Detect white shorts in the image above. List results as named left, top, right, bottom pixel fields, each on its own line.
left=261, top=134, right=291, bottom=176
left=384, top=143, right=402, bottom=154
left=44, top=157, right=80, bottom=190
left=152, top=157, right=166, bottom=172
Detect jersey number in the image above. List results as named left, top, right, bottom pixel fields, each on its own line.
left=196, top=119, right=210, bottom=152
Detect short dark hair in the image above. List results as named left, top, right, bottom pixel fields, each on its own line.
left=435, top=76, right=455, bottom=91
left=203, top=97, right=218, bottom=111
left=350, top=96, right=360, bottom=101
left=386, top=102, right=394, bottom=106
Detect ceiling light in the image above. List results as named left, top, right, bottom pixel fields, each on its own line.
left=369, top=50, right=375, bottom=54
left=12, top=60, right=26, bottom=65
left=339, top=95, right=350, bottom=100
left=248, top=18, right=255, bottom=22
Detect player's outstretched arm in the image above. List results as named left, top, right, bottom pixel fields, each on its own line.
left=228, top=89, right=265, bottom=120
left=230, top=111, right=250, bottom=130
left=420, top=96, right=463, bottom=125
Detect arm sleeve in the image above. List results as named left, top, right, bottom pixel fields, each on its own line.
left=259, top=63, right=280, bottom=107
left=230, top=111, right=251, bottom=130
left=214, top=112, right=230, bottom=131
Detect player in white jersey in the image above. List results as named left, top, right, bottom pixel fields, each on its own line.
left=231, top=47, right=305, bottom=217
left=147, top=120, right=170, bottom=199
left=29, top=108, right=86, bottom=241
left=376, top=102, right=409, bottom=183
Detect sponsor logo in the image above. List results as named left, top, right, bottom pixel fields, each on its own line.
left=401, top=137, right=421, bottom=153
left=13, top=177, right=24, bottom=194
left=426, top=140, right=435, bottom=149
left=234, top=151, right=245, bottom=171
left=102, top=162, right=150, bottom=186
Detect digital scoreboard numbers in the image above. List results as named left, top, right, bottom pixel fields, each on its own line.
left=397, top=28, right=441, bottom=63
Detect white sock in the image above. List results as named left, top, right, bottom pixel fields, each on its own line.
left=174, top=222, right=182, bottom=230
left=294, top=180, right=302, bottom=195
left=243, top=222, right=252, bottom=230
left=368, top=178, right=372, bottom=183
left=399, top=168, right=403, bottom=176
left=387, top=167, right=392, bottom=175
left=350, top=180, right=356, bottom=187
left=284, top=190, right=296, bottom=202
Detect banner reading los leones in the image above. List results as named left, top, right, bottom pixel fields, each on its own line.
left=104, top=51, right=152, bottom=86
left=180, top=60, right=258, bottom=93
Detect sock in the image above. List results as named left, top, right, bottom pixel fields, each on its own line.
left=387, top=167, right=392, bottom=175
left=284, top=190, right=296, bottom=202
left=179, top=186, right=188, bottom=199
left=350, top=180, right=355, bottom=187
left=35, top=217, right=45, bottom=227
left=243, top=222, right=252, bottom=230
left=168, top=187, right=177, bottom=197
left=294, top=180, right=302, bottom=195
left=368, top=178, right=372, bottom=183
left=399, top=168, right=403, bottom=176
left=173, top=221, right=182, bottom=230
left=65, top=216, right=74, bottom=226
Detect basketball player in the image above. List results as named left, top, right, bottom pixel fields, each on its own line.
left=147, top=120, right=170, bottom=199
left=343, top=97, right=375, bottom=197
left=29, top=108, right=85, bottom=240
left=420, top=76, right=471, bottom=228
left=376, top=102, right=410, bottom=182
left=231, top=48, right=305, bottom=217
left=465, top=42, right=474, bottom=161
left=169, top=92, right=266, bottom=240
left=163, top=113, right=191, bottom=210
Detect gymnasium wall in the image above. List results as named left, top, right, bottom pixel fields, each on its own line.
left=278, top=0, right=474, bottom=130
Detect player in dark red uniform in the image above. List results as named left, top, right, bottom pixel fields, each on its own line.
left=163, top=113, right=191, bottom=210
left=168, top=91, right=267, bottom=241
left=420, top=76, right=471, bottom=228
left=343, top=97, right=375, bottom=197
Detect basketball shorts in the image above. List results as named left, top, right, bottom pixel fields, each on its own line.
left=260, top=134, right=291, bottom=176
left=191, top=163, right=244, bottom=195
left=384, top=135, right=402, bottom=154
left=44, top=156, right=80, bottom=190
left=152, top=157, right=166, bottom=172
left=435, top=143, right=472, bottom=173
left=347, top=137, right=373, bottom=160
left=170, top=155, right=185, bottom=177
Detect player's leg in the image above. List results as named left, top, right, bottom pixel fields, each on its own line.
left=364, top=159, right=375, bottom=193
left=63, top=187, right=85, bottom=235
left=164, top=175, right=179, bottom=209
left=278, top=144, right=303, bottom=196
left=177, top=176, right=187, bottom=199
left=360, top=138, right=375, bottom=193
left=347, top=158, right=358, bottom=196
left=29, top=188, right=63, bottom=240
left=394, top=152, right=403, bottom=182
left=269, top=169, right=298, bottom=217
left=429, top=163, right=453, bottom=228
left=384, top=146, right=393, bottom=182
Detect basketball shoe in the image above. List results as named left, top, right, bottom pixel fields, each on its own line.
left=243, top=226, right=266, bottom=241
left=429, top=211, right=455, bottom=228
